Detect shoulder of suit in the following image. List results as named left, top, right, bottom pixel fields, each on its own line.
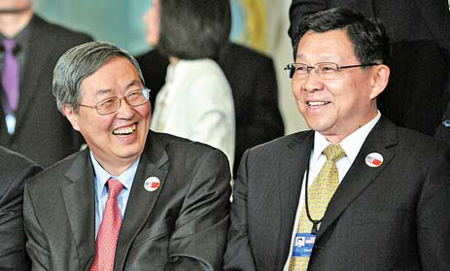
left=31, top=14, right=93, bottom=44
left=25, top=149, right=87, bottom=189
left=0, top=147, right=40, bottom=169
left=396, top=126, right=450, bottom=154
left=0, top=146, right=42, bottom=179
left=247, top=130, right=311, bottom=154
left=151, top=131, right=223, bottom=155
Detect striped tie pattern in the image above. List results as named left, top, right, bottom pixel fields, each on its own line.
left=91, top=179, right=124, bottom=271
left=289, top=144, right=346, bottom=271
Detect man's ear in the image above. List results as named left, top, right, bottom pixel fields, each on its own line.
left=62, top=104, right=80, bottom=131
left=369, top=64, right=390, bottom=99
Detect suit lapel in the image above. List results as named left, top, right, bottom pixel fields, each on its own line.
left=61, top=149, right=96, bottom=269
left=277, top=132, right=314, bottom=268
left=13, top=16, right=53, bottom=137
left=317, top=117, right=398, bottom=240
left=114, top=132, right=169, bottom=269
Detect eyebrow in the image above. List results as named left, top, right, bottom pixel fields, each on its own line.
left=126, top=80, right=142, bottom=90
left=93, top=80, right=141, bottom=96
left=93, top=89, right=113, bottom=97
left=296, top=54, right=342, bottom=63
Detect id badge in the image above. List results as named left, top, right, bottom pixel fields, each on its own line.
left=292, top=233, right=316, bottom=257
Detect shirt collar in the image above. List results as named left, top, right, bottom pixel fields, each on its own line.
left=312, top=111, right=381, bottom=163
left=90, top=151, right=140, bottom=193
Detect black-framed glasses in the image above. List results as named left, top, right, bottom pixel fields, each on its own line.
left=79, top=88, right=150, bottom=115
left=284, top=62, right=379, bottom=80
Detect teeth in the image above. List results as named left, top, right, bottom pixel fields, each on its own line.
left=113, top=124, right=136, bottom=135
left=308, top=101, right=329, bottom=106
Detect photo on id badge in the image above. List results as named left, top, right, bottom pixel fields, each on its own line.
left=293, top=233, right=316, bottom=257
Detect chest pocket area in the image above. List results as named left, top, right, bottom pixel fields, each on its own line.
left=132, top=216, right=173, bottom=248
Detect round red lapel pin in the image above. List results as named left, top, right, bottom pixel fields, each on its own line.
left=144, top=177, right=160, bottom=192
left=365, top=152, right=384, bottom=168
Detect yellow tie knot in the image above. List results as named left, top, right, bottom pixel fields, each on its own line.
left=323, top=144, right=346, bottom=162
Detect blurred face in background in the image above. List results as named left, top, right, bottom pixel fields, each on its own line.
left=0, top=0, right=32, bottom=13
left=143, top=0, right=160, bottom=46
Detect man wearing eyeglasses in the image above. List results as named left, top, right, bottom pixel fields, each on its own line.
left=23, top=41, right=231, bottom=270
left=223, top=8, right=450, bottom=271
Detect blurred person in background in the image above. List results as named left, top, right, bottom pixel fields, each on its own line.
left=144, top=0, right=235, bottom=171
left=0, top=0, right=92, bottom=167
left=138, top=0, right=284, bottom=176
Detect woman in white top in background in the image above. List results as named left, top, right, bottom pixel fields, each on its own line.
left=144, top=0, right=235, bottom=172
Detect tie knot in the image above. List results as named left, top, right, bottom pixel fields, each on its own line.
left=323, top=144, right=346, bottom=162
left=107, top=178, right=124, bottom=199
left=2, top=39, right=17, bottom=53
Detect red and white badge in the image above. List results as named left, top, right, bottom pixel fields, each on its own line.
left=144, top=177, right=160, bottom=192
left=365, top=152, right=384, bottom=168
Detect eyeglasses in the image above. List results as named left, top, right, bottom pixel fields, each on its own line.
left=284, top=62, right=379, bottom=80
left=79, top=88, right=150, bottom=115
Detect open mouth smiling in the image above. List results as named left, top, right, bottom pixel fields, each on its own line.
left=112, top=124, right=137, bottom=136
left=307, top=101, right=331, bottom=108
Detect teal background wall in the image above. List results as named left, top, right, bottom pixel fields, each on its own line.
left=34, top=0, right=151, bottom=55
left=34, top=0, right=251, bottom=55
left=32, top=0, right=308, bottom=134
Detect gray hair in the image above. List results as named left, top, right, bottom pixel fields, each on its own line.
left=52, top=41, right=145, bottom=114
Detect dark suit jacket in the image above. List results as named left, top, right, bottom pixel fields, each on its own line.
left=0, top=146, right=41, bottom=270
left=23, top=131, right=231, bottom=270
left=136, top=43, right=285, bottom=176
left=0, top=15, right=93, bottom=167
left=223, top=116, right=450, bottom=270
left=288, top=0, right=450, bottom=137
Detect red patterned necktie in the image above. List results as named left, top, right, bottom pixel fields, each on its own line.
left=91, top=179, right=124, bottom=271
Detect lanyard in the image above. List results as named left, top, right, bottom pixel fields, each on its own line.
left=303, top=159, right=322, bottom=235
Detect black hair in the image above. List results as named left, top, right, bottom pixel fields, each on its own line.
left=292, top=8, right=390, bottom=64
left=158, top=0, right=231, bottom=60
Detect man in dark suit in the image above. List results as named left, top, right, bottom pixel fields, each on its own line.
left=23, top=41, right=230, bottom=270
left=223, top=8, right=450, bottom=271
left=0, top=146, right=41, bottom=270
left=0, top=0, right=93, bottom=167
left=288, top=0, right=450, bottom=139
left=137, top=42, right=284, bottom=176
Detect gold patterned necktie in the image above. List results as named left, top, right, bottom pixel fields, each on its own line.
left=288, top=144, right=346, bottom=271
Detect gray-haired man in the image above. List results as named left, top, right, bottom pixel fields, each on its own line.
left=23, top=41, right=231, bottom=271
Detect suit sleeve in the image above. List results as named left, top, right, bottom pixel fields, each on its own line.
left=0, top=162, right=41, bottom=270
left=416, top=145, right=450, bottom=270
left=222, top=150, right=257, bottom=271
left=288, top=0, right=327, bottom=42
left=23, top=182, right=51, bottom=271
left=164, top=149, right=231, bottom=271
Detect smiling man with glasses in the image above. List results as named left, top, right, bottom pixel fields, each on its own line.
left=23, top=41, right=231, bottom=271
left=223, top=8, right=450, bottom=271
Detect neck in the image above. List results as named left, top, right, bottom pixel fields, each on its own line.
left=93, top=154, right=140, bottom=177
left=0, top=9, right=33, bottom=38
left=324, top=109, right=379, bottom=143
